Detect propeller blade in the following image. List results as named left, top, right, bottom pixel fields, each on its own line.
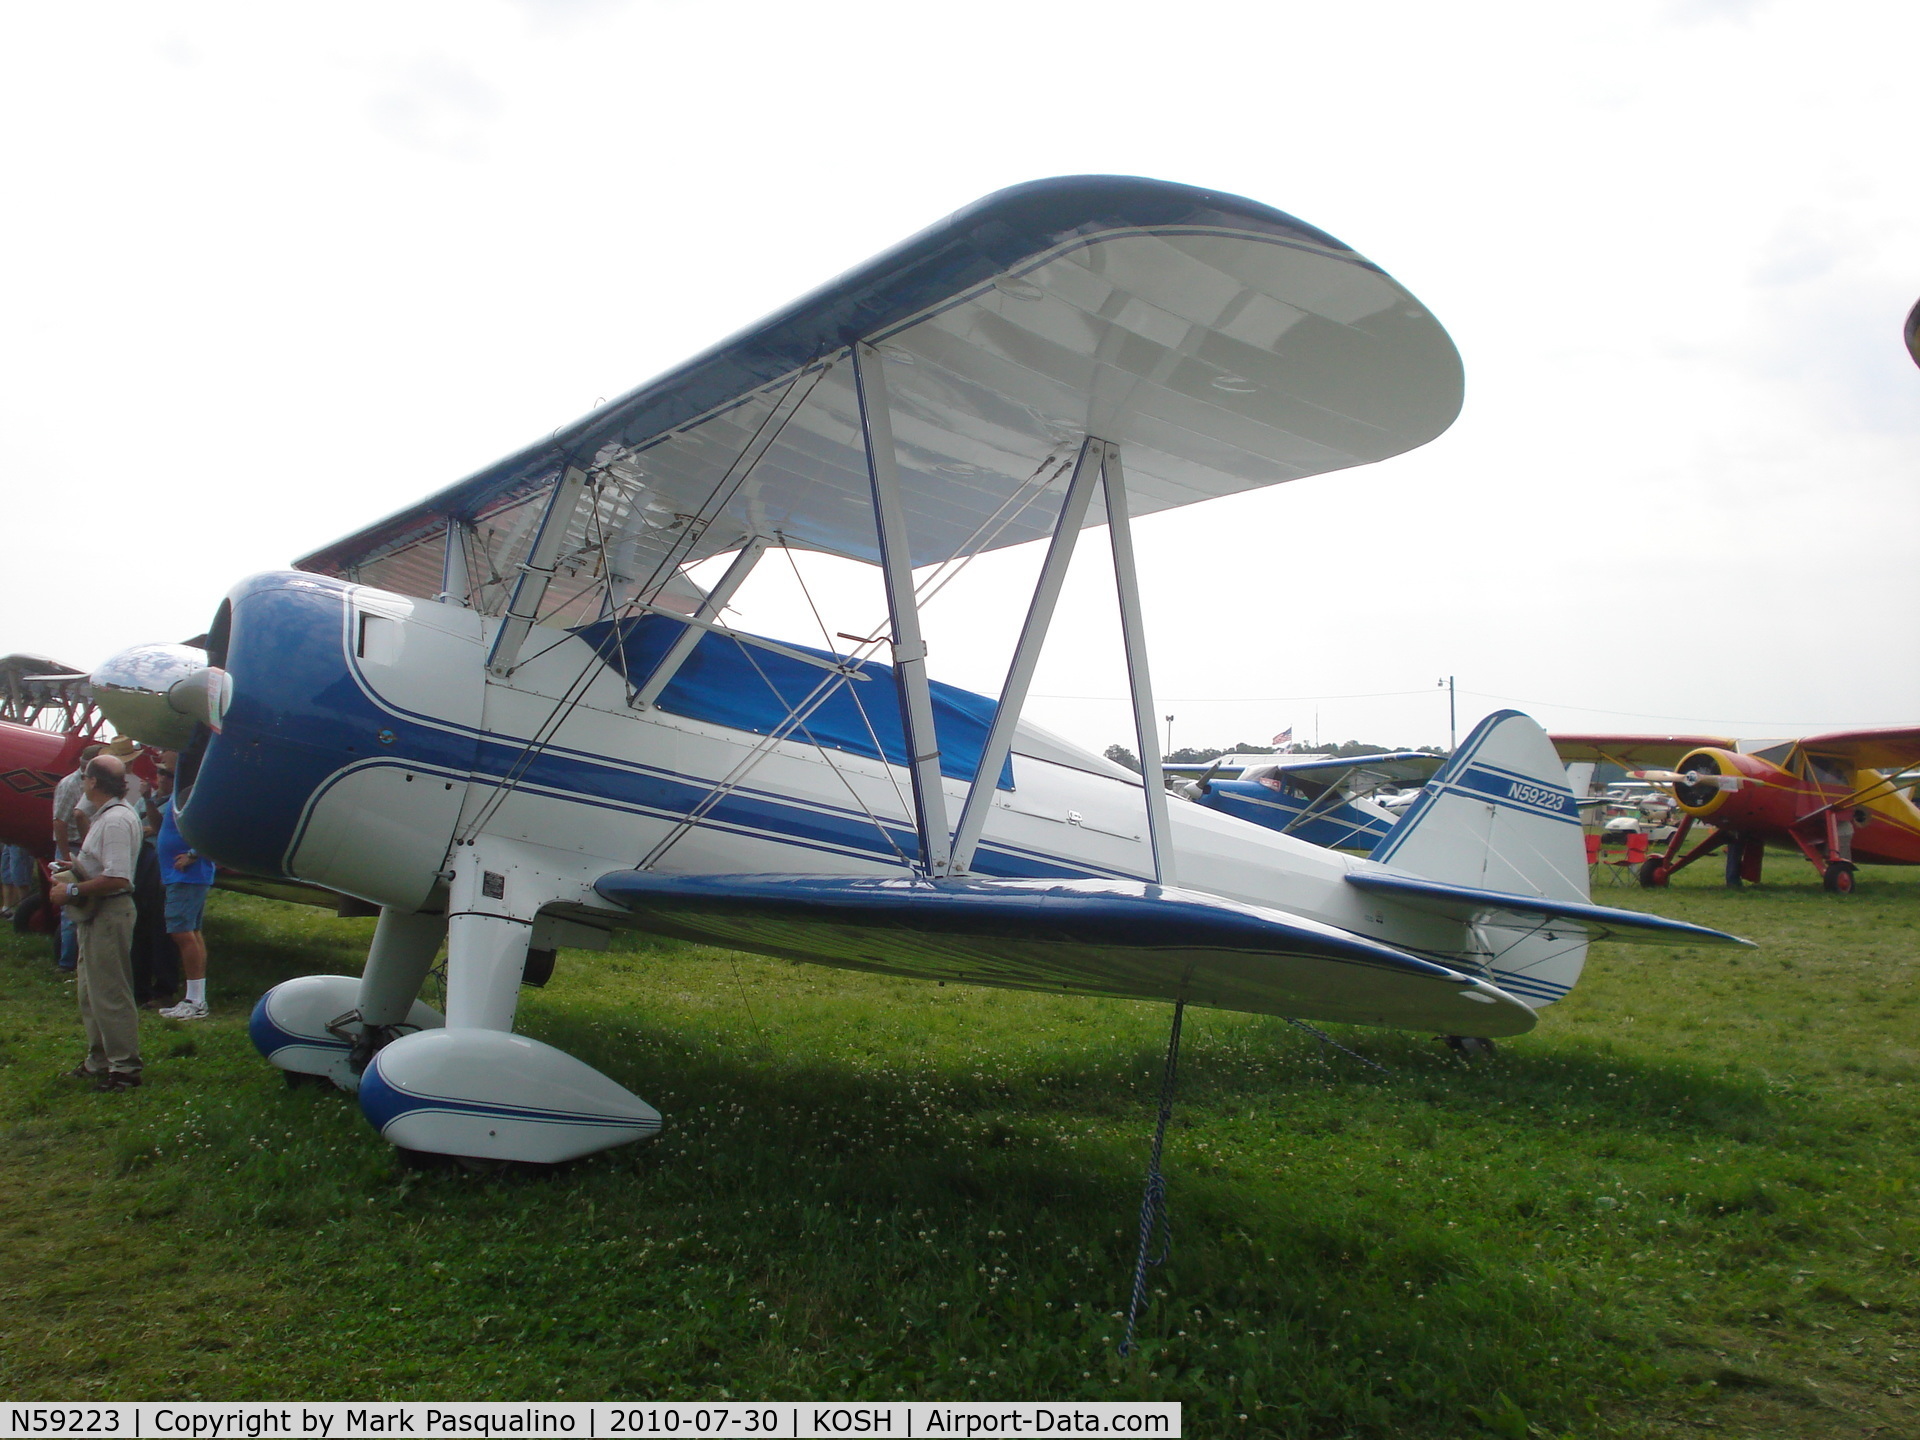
left=1629, top=768, right=1741, bottom=791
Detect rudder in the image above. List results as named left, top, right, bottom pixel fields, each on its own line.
left=1370, top=710, right=1589, bottom=1007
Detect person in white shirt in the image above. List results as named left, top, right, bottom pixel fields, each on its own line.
left=48, top=743, right=105, bottom=973
left=48, top=753, right=145, bottom=1090
left=49, top=744, right=103, bottom=862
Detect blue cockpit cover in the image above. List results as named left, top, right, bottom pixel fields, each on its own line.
left=574, top=615, right=1014, bottom=790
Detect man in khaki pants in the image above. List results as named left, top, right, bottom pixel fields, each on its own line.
left=48, top=753, right=144, bottom=1091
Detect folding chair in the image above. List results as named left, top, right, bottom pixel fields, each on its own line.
left=1601, top=830, right=1648, bottom=884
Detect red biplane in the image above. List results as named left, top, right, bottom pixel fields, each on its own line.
left=0, top=653, right=106, bottom=860
left=1553, top=730, right=1920, bottom=893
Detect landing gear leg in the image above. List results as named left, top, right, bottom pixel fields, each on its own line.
left=1723, top=837, right=1744, bottom=889
left=359, top=909, right=447, bottom=1031
left=250, top=907, right=446, bottom=1091
left=345, top=909, right=448, bottom=1075
left=1641, top=815, right=1704, bottom=887
left=356, top=842, right=660, bottom=1165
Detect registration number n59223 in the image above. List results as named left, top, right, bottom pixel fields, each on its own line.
left=1506, top=780, right=1565, bottom=812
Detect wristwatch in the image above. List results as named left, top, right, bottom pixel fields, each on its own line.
left=66, top=883, right=79, bottom=901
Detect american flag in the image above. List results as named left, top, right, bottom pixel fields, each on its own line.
left=1272, top=727, right=1292, bottom=746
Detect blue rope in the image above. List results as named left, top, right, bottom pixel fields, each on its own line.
left=1119, top=1000, right=1184, bottom=1358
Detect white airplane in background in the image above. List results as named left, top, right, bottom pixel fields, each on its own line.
left=91, top=176, right=1749, bottom=1168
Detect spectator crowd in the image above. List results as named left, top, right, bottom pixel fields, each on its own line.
left=0, top=736, right=216, bottom=1093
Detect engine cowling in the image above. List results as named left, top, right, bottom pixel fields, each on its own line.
left=1669, top=747, right=1799, bottom=830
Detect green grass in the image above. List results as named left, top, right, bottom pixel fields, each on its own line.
left=2, top=864, right=1918, bottom=1437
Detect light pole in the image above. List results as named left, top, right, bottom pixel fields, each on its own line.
left=1438, top=676, right=1456, bottom=753
left=1164, top=714, right=1175, bottom=756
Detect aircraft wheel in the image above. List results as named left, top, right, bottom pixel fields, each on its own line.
left=1822, top=862, right=1856, bottom=895
left=1638, top=859, right=1671, bottom=888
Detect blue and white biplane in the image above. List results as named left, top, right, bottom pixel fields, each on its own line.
left=1165, top=751, right=1444, bottom=852
left=92, top=176, right=1750, bottom=1166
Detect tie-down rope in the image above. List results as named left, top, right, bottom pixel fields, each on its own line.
left=1119, top=1000, right=1185, bottom=1358
left=1286, top=1016, right=1392, bottom=1074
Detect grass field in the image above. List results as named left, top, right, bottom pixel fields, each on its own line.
left=2, top=863, right=1917, bottom=1437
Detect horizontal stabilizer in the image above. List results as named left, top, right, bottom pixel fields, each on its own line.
left=594, top=871, right=1537, bottom=1036
left=1346, top=871, right=1753, bottom=949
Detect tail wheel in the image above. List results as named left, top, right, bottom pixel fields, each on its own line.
left=1822, top=862, right=1856, bottom=895
left=1638, top=859, right=1671, bottom=888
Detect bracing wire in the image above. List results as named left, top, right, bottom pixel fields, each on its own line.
left=634, top=659, right=877, bottom=871
left=779, top=541, right=917, bottom=828
left=456, top=367, right=828, bottom=844
left=722, top=637, right=918, bottom=873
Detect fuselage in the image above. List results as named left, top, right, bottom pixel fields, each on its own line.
left=177, top=572, right=1513, bottom=997
left=1669, top=745, right=1920, bottom=866
left=0, top=719, right=93, bottom=859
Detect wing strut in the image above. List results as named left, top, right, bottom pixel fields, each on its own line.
left=1105, top=444, right=1176, bottom=885
left=629, top=537, right=771, bottom=709
left=439, top=519, right=474, bottom=608
left=852, top=343, right=952, bottom=876
left=486, top=465, right=591, bottom=677
left=950, top=438, right=1105, bottom=874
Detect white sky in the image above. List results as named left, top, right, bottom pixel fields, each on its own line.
left=3, top=0, right=1915, bottom=757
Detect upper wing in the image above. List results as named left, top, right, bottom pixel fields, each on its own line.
left=1550, top=733, right=1738, bottom=768
left=1267, top=751, right=1445, bottom=787
left=1164, top=752, right=1442, bottom=786
left=297, top=175, right=1463, bottom=629
left=1795, top=726, right=1920, bottom=771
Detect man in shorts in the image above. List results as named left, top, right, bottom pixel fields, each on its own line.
left=156, top=769, right=215, bottom=1020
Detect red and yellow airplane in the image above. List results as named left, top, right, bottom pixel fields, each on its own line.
left=1553, top=730, right=1920, bottom=892
left=0, top=654, right=104, bottom=861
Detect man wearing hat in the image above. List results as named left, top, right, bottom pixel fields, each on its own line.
left=100, top=735, right=148, bottom=810
left=48, top=752, right=145, bottom=1090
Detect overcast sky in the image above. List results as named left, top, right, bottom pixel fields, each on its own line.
left=4, top=0, right=1915, bottom=756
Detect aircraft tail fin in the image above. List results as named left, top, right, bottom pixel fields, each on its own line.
left=1372, top=710, right=1588, bottom=898
left=1367, top=710, right=1591, bottom=1007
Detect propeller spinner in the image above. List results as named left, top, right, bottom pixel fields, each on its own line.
left=91, top=642, right=231, bottom=750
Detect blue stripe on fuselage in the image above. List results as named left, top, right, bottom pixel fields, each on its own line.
left=186, top=573, right=1123, bottom=886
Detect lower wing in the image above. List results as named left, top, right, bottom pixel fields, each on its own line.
left=592, top=871, right=1538, bottom=1036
